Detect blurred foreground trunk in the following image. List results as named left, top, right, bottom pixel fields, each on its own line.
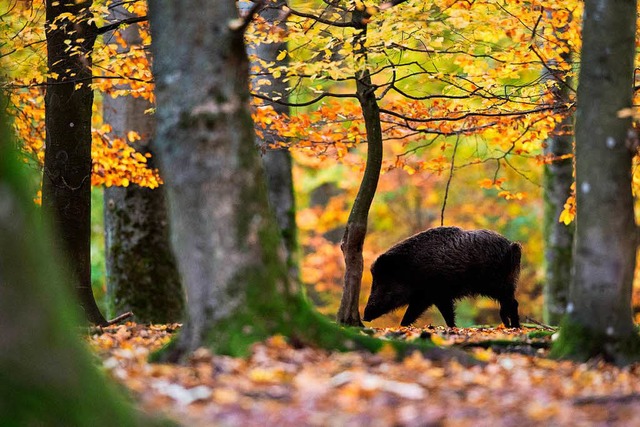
left=0, top=97, right=165, bottom=427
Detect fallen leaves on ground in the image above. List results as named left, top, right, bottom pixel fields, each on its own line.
left=89, top=323, right=640, bottom=426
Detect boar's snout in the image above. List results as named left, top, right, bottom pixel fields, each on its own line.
left=363, top=293, right=385, bottom=322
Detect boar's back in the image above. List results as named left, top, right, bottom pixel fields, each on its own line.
left=380, top=226, right=518, bottom=284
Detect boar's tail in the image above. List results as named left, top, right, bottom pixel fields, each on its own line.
left=506, top=242, right=522, bottom=288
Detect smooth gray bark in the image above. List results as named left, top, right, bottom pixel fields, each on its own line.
left=542, top=122, right=574, bottom=325
left=552, top=0, right=640, bottom=364
left=148, top=0, right=293, bottom=359
left=103, top=8, right=184, bottom=323
left=543, top=40, right=574, bottom=325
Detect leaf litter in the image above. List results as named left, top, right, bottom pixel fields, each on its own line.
left=89, top=323, right=640, bottom=426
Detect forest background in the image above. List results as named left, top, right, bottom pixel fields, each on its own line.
left=3, top=0, right=640, bottom=328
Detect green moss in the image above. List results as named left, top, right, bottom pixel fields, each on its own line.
left=106, top=189, right=184, bottom=323
left=527, top=330, right=555, bottom=339
left=0, top=101, right=174, bottom=427
left=550, top=318, right=640, bottom=365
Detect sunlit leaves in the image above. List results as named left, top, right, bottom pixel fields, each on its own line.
left=3, top=0, right=157, bottom=191
left=92, top=125, right=161, bottom=189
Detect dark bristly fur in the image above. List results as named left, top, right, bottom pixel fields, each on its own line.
left=363, top=226, right=521, bottom=328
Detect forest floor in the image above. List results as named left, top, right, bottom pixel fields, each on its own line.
left=89, top=322, right=640, bottom=427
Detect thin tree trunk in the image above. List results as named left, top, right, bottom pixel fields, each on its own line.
left=42, top=0, right=106, bottom=324
left=551, top=0, right=640, bottom=364
left=337, top=18, right=383, bottom=327
left=542, top=113, right=573, bottom=325
left=103, top=7, right=184, bottom=323
left=543, top=33, right=574, bottom=325
left=250, top=0, right=299, bottom=277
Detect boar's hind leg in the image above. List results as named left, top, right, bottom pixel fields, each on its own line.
left=435, top=300, right=456, bottom=327
left=499, top=298, right=520, bottom=328
left=400, top=301, right=430, bottom=327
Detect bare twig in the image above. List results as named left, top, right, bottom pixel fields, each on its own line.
left=96, top=15, right=148, bottom=35
left=525, top=316, right=557, bottom=331
left=574, top=393, right=640, bottom=406
left=440, top=133, right=461, bottom=226
left=104, top=311, right=134, bottom=326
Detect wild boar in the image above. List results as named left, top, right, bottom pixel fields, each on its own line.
left=362, top=226, right=521, bottom=328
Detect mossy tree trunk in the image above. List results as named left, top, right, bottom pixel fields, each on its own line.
left=103, top=6, right=184, bottom=323
left=0, top=98, right=167, bottom=427
left=249, top=0, right=299, bottom=277
left=337, top=16, right=383, bottom=327
left=147, top=1, right=449, bottom=363
left=148, top=0, right=306, bottom=360
left=43, top=0, right=106, bottom=325
left=551, top=0, right=640, bottom=364
left=542, top=28, right=574, bottom=326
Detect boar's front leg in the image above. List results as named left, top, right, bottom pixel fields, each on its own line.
left=400, top=300, right=431, bottom=326
left=499, top=298, right=520, bottom=328
left=435, top=299, right=456, bottom=327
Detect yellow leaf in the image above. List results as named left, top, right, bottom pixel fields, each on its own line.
left=276, top=50, right=287, bottom=61
left=377, top=342, right=397, bottom=360
left=558, top=209, right=574, bottom=225
left=430, top=334, right=451, bottom=347
left=127, top=131, right=140, bottom=142
left=478, top=178, right=494, bottom=189
left=473, top=348, right=494, bottom=362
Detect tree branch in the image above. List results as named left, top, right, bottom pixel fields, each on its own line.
left=287, top=6, right=356, bottom=28
left=252, top=91, right=357, bottom=107
left=96, top=15, right=148, bottom=35
left=440, top=133, right=461, bottom=226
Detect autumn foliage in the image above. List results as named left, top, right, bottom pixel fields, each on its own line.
left=2, top=0, right=159, bottom=191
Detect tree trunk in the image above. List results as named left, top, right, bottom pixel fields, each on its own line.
left=262, top=148, right=297, bottom=274
left=337, top=20, right=383, bottom=327
left=551, top=0, right=640, bottom=364
left=42, top=0, right=106, bottom=324
left=149, top=0, right=301, bottom=359
left=250, top=0, right=299, bottom=277
left=543, top=40, right=574, bottom=325
left=103, top=7, right=184, bottom=323
left=0, top=97, right=164, bottom=427
left=147, top=0, right=451, bottom=363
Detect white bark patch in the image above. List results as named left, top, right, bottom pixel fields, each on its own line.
left=606, top=137, right=616, bottom=148
left=580, top=182, right=591, bottom=194
left=566, top=302, right=574, bottom=313
left=164, top=71, right=181, bottom=85
left=69, top=122, right=74, bottom=127
left=191, top=98, right=241, bottom=117
left=606, top=326, right=614, bottom=336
